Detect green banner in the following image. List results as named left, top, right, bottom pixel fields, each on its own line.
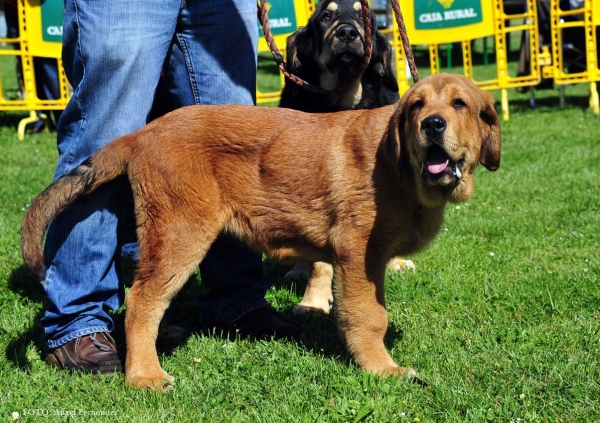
left=41, top=0, right=63, bottom=43
left=258, top=0, right=297, bottom=37
left=415, top=0, right=482, bottom=30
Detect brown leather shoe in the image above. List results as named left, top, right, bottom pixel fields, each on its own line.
left=46, top=332, right=123, bottom=374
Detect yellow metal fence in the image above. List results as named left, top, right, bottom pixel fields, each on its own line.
left=1, top=0, right=599, bottom=139
left=0, top=0, right=69, bottom=140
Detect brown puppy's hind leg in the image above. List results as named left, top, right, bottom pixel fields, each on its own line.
left=125, top=221, right=219, bottom=391
left=335, top=257, right=416, bottom=380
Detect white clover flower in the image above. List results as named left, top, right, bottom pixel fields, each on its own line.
left=12, top=412, right=20, bottom=420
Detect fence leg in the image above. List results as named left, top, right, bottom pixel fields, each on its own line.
left=17, top=110, right=44, bottom=141
left=590, top=82, right=599, bottom=114
left=501, top=88, right=509, bottom=121
left=559, top=85, right=566, bottom=110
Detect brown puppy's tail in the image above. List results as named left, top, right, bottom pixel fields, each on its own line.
left=20, top=134, right=137, bottom=280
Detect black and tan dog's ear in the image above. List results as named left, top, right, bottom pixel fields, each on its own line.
left=285, top=31, right=301, bottom=73
left=286, top=25, right=318, bottom=73
left=369, top=14, right=399, bottom=93
left=478, top=92, right=501, bottom=171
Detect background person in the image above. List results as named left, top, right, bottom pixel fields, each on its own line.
left=2, top=0, right=62, bottom=131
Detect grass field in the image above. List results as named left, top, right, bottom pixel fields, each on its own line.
left=1, top=54, right=599, bottom=422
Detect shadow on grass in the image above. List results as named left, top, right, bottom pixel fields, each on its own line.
left=5, top=257, right=408, bottom=374
left=0, top=110, right=27, bottom=130
left=5, top=264, right=130, bottom=370
left=508, top=93, right=592, bottom=114
left=262, top=257, right=407, bottom=362
left=3, top=259, right=203, bottom=369
left=5, top=265, right=47, bottom=370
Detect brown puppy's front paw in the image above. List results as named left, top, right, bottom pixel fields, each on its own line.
left=382, top=366, right=427, bottom=386
left=126, top=371, right=174, bottom=392
left=396, top=366, right=418, bottom=380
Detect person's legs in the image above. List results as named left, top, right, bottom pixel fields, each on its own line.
left=42, top=0, right=180, bottom=359
left=33, top=57, right=63, bottom=129
left=163, top=0, right=301, bottom=336
left=3, top=3, right=24, bottom=98
left=168, top=0, right=265, bottom=324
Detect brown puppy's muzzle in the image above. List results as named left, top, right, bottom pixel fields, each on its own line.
left=420, top=115, right=464, bottom=187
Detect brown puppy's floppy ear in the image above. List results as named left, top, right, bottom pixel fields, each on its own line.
left=479, top=93, right=501, bottom=171
left=389, top=85, right=414, bottom=159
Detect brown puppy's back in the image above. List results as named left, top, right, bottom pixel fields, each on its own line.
left=21, top=103, right=399, bottom=278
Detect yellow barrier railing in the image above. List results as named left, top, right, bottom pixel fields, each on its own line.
left=541, top=0, right=599, bottom=113
left=0, top=0, right=69, bottom=140
left=393, top=0, right=542, bottom=120
left=1, top=0, right=598, bottom=138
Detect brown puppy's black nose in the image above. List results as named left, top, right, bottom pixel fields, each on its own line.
left=335, top=24, right=359, bottom=43
left=421, top=115, right=447, bottom=136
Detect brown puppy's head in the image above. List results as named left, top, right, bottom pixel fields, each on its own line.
left=287, top=0, right=397, bottom=91
left=398, top=74, right=501, bottom=207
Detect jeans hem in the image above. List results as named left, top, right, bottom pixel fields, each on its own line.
left=47, top=326, right=110, bottom=350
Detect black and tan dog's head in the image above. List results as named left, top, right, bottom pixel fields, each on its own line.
left=397, top=74, right=501, bottom=207
left=285, top=0, right=398, bottom=95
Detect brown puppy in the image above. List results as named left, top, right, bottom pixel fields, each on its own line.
left=21, top=74, right=500, bottom=390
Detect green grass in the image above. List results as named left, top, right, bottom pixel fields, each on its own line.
left=1, top=59, right=599, bottom=422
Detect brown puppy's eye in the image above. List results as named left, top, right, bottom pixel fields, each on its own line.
left=410, top=100, right=424, bottom=113
left=321, top=11, right=332, bottom=21
left=453, top=98, right=467, bottom=109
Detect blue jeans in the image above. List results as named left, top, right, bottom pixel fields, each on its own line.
left=42, top=0, right=268, bottom=349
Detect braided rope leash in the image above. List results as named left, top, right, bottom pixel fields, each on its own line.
left=257, top=0, right=372, bottom=94
left=389, top=0, right=419, bottom=83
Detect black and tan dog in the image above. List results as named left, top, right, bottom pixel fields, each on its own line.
left=279, top=0, right=399, bottom=112
left=21, top=74, right=500, bottom=390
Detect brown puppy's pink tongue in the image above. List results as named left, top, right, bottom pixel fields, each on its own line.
left=427, top=147, right=449, bottom=174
